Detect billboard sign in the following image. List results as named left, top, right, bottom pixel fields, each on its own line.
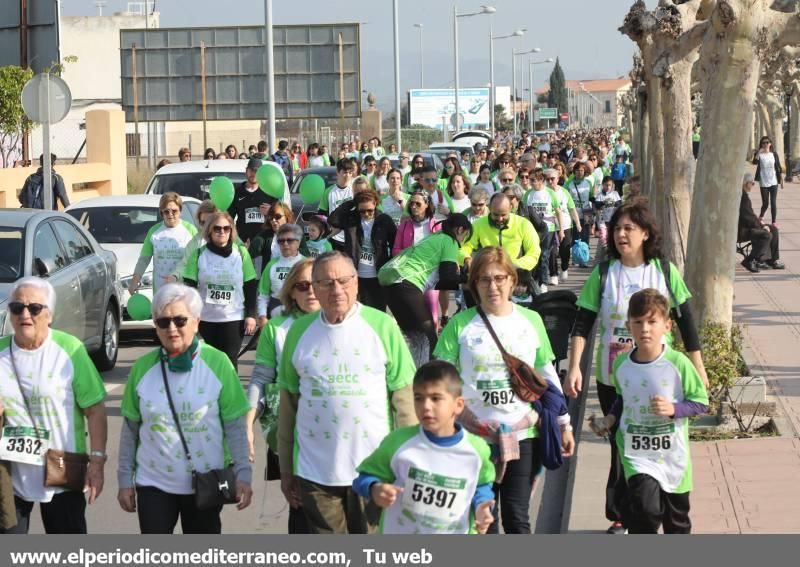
left=120, top=24, right=362, bottom=121
left=0, top=0, right=61, bottom=74
left=409, top=88, right=490, bottom=130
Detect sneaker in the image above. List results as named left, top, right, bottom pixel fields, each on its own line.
left=741, top=259, right=760, bottom=273
left=560, top=270, right=569, bottom=281
left=549, top=275, right=559, bottom=286
left=769, top=260, right=785, bottom=269
left=606, top=521, right=627, bottom=535
left=539, top=284, right=548, bottom=294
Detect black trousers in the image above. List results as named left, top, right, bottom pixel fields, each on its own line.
left=0, top=491, right=86, bottom=534
left=613, top=179, right=625, bottom=193
left=383, top=281, right=438, bottom=356
left=741, top=225, right=780, bottom=263
left=759, top=185, right=778, bottom=224
left=559, top=229, right=574, bottom=272
left=487, top=438, right=541, bottom=534
left=136, top=485, right=223, bottom=534
left=358, top=277, right=387, bottom=312
left=199, top=319, right=243, bottom=370
left=597, top=381, right=626, bottom=524
left=625, top=474, right=691, bottom=534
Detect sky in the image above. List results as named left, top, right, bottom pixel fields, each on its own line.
left=61, top=0, right=637, bottom=111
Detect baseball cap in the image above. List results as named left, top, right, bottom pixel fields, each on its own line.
left=247, top=157, right=263, bottom=170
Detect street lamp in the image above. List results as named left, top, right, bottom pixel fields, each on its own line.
left=453, top=4, right=495, bottom=134
left=392, top=0, right=401, bottom=150
left=528, top=57, right=554, bottom=132
left=512, top=47, right=540, bottom=139
left=413, top=23, right=424, bottom=89
left=489, top=26, right=525, bottom=137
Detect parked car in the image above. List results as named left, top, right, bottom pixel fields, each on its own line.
left=452, top=130, right=493, bottom=148
left=65, top=195, right=202, bottom=332
left=144, top=159, right=291, bottom=205
left=0, top=209, right=122, bottom=371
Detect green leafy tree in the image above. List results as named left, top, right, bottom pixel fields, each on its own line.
left=494, top=104, right=512, bottom=132
left=0, top=65, right=34, bottom=168
left=547, top=58, right=568, bottom=115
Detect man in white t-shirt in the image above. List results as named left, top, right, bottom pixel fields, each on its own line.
left=318, top=159, right=356, bottom=251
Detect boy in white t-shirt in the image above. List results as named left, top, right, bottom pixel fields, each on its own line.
left=590, top=289, right=708, bottom=534
left=353, top=361, right=496, bottom=534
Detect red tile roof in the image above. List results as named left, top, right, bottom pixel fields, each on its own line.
left=537, top=78, right=631, bottom=95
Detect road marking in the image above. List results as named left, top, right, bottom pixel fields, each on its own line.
left=105, top=383, right=122, bottom=394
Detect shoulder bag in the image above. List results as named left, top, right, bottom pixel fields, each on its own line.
left=160, top=358, right=238, bottom=510
left=476, top=306, right=548, bottom=402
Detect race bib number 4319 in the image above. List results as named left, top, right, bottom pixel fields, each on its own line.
left=0, top=426, right=50, bottom=465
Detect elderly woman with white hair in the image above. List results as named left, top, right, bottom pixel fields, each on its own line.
left=0, top=277, right=108, bottom=534
left=117, top=283, right=252, bottom=534
left=257, top=223, right=306, bottom=324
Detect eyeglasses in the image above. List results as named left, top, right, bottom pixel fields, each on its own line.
left=293, top=281, right=313, bottom=292
left=8, top=302, right=47, bottom=316
left=277, top=237, right=299, bottom=244
left=519, top=174, right=530, bottom=179
left=358, top=208, right=376, bottom=214
left=422, top=177, right=438, bottom=183
left=212, top=225, right=232, bottom=234
left=161, top=208, right=180, bottom=216
left=314, top=274, right=357, bottom=290
left=500, top=178, right=514, bottom=184
left=408, top=201, right=425, bottom=207
left=270, top=215, right=284, bottom=221
left=477, top=274, right=511, bottom=287
left=155, top=316, right=190, bottom=329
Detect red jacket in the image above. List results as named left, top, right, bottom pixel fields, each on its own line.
left=392, top=217, right=441, bottom=256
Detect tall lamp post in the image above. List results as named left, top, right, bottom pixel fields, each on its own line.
left=392, top=0, right=401, bottom=150
left=489, top=26, right=525, bottom=137
left=512, top=48, right=540, bottom=139
left=528, top=57, right=554, bottom=132
left=413, top=23, right=424, bottom=89
left=453, top=5, right=495, bottom=134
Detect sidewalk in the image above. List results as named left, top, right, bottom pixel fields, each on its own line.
left=566, top=180, right=800, bottom=534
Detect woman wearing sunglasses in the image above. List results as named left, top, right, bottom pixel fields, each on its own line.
left=327, top=189, right=397, bottom=312
left=181, top=212, right=258, bottom=368
left=118, top=283, right=252, bottom=533
left=129, top=192, right=198, bottom=294
left=0, top=277, right=108, bottom=534
left=245, top=260, right=318, bottom=533
left=257, top=224, right=306, bottom=324
left=248, top=203, right=299, bottom=279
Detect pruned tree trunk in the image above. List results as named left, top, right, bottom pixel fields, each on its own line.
left=756, top=99, right=772, bottom=143
left=791, top=88, right=800, bottom=175
left=638, top=87, right=652, bottom=197
left=765, top=89, right=786, bottom=164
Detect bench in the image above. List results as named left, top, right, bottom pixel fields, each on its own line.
left=736, top=240, right=751, bottom=258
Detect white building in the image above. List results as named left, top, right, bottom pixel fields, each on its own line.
left=538, top=78, right=632, bottom=129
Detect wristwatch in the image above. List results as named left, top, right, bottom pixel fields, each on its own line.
left=561, top=423, right=574, bottom=433
left=89, top=451, right=108, bottom=462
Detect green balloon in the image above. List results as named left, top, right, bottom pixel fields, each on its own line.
left=257, top=164, right=286, bottom=200
left=299, top=174, right=326, bottom=205
left=209, top=176, right=235, bottom=210
left=127, top=293, right=152, bottom=321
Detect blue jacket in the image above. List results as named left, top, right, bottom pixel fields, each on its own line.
left=532, top=383, right=569, bottom=470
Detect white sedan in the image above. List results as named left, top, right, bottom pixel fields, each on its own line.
left=66, top=195, right=201, bottom=331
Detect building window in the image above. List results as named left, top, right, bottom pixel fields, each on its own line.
left=604, top=100, right=612, bottom=113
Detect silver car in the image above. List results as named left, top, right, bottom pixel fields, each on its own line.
left=0, top=209, right=122, bottom=371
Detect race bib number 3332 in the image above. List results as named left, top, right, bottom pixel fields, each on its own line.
left=0, top=426, right=50, bottom=465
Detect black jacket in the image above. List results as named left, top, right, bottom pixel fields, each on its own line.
left=752, top=150, right=783, bottom=185
left=328, top=201, right=397, bottom=272
left=18, top=169, right=70, bottom=209
left=738, top=191, right=762, bottom=242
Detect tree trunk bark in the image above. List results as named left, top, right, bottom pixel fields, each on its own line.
left=646, top=74, right=665, bottom=216
left=660, top=59, right=695, bottom=272
left=756, top=99, right=772, bottom=143
left=638, top=87, right=652, bottom=198
left=764, top=91, right=786, bottom=169
left=791, top=89, right=800, bottom=177
left=687, top=2, right=765, bottom=329
left=752, top=107, right=760, bottom=156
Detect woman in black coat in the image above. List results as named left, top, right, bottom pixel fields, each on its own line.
left=327, top=188, right=397, bottom=311
left=752, top=135, right=784, bottom=225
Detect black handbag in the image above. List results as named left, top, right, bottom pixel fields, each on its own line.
left=160, top=358, right=238, bottom=510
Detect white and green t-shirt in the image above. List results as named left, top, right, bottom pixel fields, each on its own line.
left=434, top=306, right=559, bottom=441
left=140, top=220, right=198, bottom=290
left=358, top=220, right=377, bottom=279
left=378, top=233, right=459, bottom=292
left=576, top=259, right=691, bottom=386
left=183, top=242, right=257, bottom=323
left=0, top=331, right=106, bottom=502
left=253, top=315, right=295, bottom=450
left=381, top=195, right=405, bottom=226
left=612, top=346, right=708, bottom=493
left=357, top=425, right=494, bottom=534
left=451, top=195, right=471, bottom=214
left=257, top=254, right=305, bottom=316
left=278, top=304, right=415, bottom=486
left=524, top=188, right=560, bottom=232
left=552, top=185, right=576, bottom=229
left=320, top=184, right=353, bottom=244
left=120, top=342, right=250, bottom=495
left=597, top=190, right=622, bottom=224
left=567, top=177, right=595, bottom=212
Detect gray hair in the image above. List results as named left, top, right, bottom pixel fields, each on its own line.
left=742, top=172, right=755, bottom=186
left=469, top=186, right=490, bottom=204
left=543, top=168, right=559, bottom=178
left=502, top=183, right=525, bottom=201
left=311, top=251, right=356, bottom=281
left=151, top=283, right=203, bottom=319
left=11, top=277, right=56, bottom=311
left=277, top=223, right=304, bottom=242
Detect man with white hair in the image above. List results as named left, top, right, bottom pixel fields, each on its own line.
left=0, top=277, right=108, bottom=533
left=277, top=251, right=416, bottom=534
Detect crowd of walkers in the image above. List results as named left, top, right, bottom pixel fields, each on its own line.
left=2, top=126, right=723, bottom=536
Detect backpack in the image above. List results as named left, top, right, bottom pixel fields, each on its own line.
left=271, top=152, right=291, bottom=177
left=597, top=259, right=681, bottom=318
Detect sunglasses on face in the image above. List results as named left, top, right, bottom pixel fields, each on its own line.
left=520, top=175, right=530, bottom=179
left=212, top=225, right=232, bottom=234
left=8, top=302, right=47, bottom=316
left=155, top=316, right=190, bottom=329
left=277, top=237, right=298, bottom=244
left=358, top=208, right=375, bottom=214
left=270, top=215, right=284, bottom=221
left=422, top=177, right=438, bottom=183
left=293, top=281, right=313, bottom=292
left=500, top=178, right=514, bottom=184
left=409, top=201, right=425, bottom=207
